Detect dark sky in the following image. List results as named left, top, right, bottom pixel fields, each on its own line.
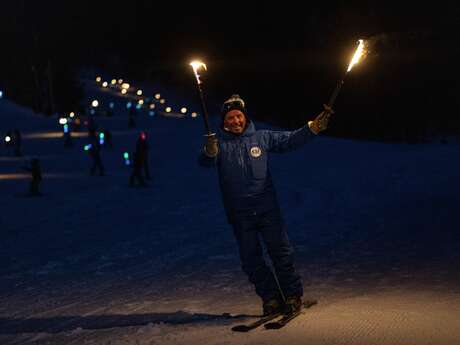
left=6, top=2, right=453, bottom=64
left=2, top=2, right=459, bottom=139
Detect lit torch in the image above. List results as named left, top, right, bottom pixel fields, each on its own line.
left=326, top=39, right=368, bottom=109
left=189, top=60, right=212, bottom=135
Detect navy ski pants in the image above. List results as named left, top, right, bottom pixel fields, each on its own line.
left=231, top=208, right=303, bottom=302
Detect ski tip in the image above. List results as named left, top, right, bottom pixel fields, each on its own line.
left=264, top=322, right=283, bottom=330
left=231, top=325, right=251, bottom=332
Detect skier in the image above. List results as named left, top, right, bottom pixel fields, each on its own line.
left=129, top=131, right=151, bottom=187
left=86, top=114, right=97, bottom=138
left=135, top=131, right=151, bottom=180
left=103, top=129, right=114, bottom=149
left=87, top=138, right=105, bottom=176
left=129, top=150, right=147, bottom=187
left=73, top=116, right=82, bottom=131
left=106, top=104, right=114, bottom=117
left=128, top=107, right=136, bottom=128
left=63, top=125, right=73, bottom=147
left=199, top=94, right=332, bottom=317
left=13, top=129, right=22, bottom=156
left=22, top=158, right=42, bottom=196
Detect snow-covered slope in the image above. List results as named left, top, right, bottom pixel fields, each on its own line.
left=1, top=83, right=459, bottom=345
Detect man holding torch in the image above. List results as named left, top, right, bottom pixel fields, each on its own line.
left=199, top=94, right=332, bottom=316
left=193, top=38, right=364, bottom=321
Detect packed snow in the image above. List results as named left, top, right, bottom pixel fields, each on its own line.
left=1, top=79, right=459, bottom=345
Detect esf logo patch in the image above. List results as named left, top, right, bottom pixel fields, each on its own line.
left=250, top=146, right=262, bottom=158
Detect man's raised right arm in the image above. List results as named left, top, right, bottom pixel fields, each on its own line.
left=198, top=133, right=219, bottom=167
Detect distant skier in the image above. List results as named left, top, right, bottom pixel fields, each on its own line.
left=13, top=129, right=22, bottom=156
left=129, top=150, right=147, bottom=187
left=106, top=104, right=114, bottom=117
left=87, top=139, right=105, bottom=176
left=86, top=114, right=97, bottom=138
left=73, top=116, right=82, bottom=131
left=103, top=129, right=114, bottom=149
left=129, top=131, right=150, bottom=187
left=63, top=126, right=73, bottom=147
left=22, top=158, right=42, bottom=196
left=135, top=131, right=151, bottom=180
left=199, top=94, right=332, bottom=316
left=128, top=107, right=136, bottom=128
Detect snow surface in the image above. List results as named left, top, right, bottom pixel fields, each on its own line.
left=1, top=81, right=460, bottom=345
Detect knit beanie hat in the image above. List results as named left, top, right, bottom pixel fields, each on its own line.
left=221, top=94, right=247, bottom=118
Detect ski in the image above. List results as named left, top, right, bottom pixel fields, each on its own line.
left=263, top=309, right=302, bottom=329
left=231, top=312, right=282, bottom=332
left=264, top=300, right=318, bottom=330
left=231, top=300, right=317, bottom=332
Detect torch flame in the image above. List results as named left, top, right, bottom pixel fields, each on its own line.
left=347, top=39, right=366, bottom=72
left=190, top=60, right=207, bottom=84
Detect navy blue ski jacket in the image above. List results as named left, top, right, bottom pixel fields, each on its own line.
left=199, top=122, right=315, bottom=223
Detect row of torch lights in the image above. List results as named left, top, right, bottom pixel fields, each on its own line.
left=55, top=77, right=200, bottom=135
left=94, top=77, right=199, bottom=118
left=55, top=75, right=201, bottom=164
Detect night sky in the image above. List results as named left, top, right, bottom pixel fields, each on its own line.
left=2, top=2, right=459, bottom=140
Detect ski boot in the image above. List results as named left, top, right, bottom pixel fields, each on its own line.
left=283, top=296, right=302, bottom=314
left=263, top=298, right=283, bottom=316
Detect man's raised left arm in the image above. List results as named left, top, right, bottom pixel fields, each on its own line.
left=265, top=105, right=333, bottom=153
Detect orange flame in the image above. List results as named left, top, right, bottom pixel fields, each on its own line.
left=189, top=60, right=207, bottom=84
left=347, top=39, right=367, bottom=72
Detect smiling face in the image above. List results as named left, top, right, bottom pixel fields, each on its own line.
left=223, top=109, right=247, bottom=135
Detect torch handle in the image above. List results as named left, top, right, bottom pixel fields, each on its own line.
left=327, top=79, right=344, bottom=108
left=197, top=84, right=212, bottom=135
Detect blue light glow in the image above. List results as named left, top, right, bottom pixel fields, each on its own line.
left=99, top=132, right=105, bottom=145
left=136, top=104, right=142, bottom=110
left=63, top=124, right=69, bottom=133
left=126, top=102, right=132, bottom=109
left=123, top=152, right=130, bottom=166
left=84, top=144, right=93, bottom=151
left=0, top=91, right=3, bottom=98
left=149, top=111, right=156, bottom=117
left=109, top=102, right=115, bottom=109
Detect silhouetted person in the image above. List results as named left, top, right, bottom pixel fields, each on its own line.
left=136, top=131, right=151, bottom=180
left=107, top=106, right=114, bottom=117
left=129, top=150, right=147, bottom=187
left=63, top=127, right=73, bottom=147
left=73, top=117, right=82, bottom=131
left=86, top=115, right=97, bottom=138
left=103, top=129, right=114, bottom=149
left=128, top=107, right=136, bottom=128
left=13, top=129, right=22, bottom=156
left=87, top=140, right=105, bottom=176
left=22, top=158, right=42, bottom=196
